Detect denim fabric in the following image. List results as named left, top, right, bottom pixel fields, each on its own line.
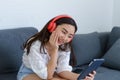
left=17, top=64, right=34, bottom=80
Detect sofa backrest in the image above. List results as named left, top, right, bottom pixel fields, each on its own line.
left=71, top=32, right=109, bottom=67
left=98, top=32, right=110, bottom=54
left=0, top=27, right=38, bottom=73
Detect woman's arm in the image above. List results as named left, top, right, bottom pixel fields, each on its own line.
left=56, top=51, right=96, bottom=80
left=46, top=31, right=59, bottom=79
left=58, top=71, right=96, bottom=80
left=47, top=50, right=58, bottom=79
left=58, top=71, right=79, bottom=80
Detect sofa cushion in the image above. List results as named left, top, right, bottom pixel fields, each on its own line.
left=0, top=27, right=38, bottom=73
left=106, top=26, right=120, bottom=50
left=0, top=72, right=17, bottom=80
left=72, top=32, right=102, bottom=66
left=95, top=66, right=120, bottom=80
left=103, top=38, right=120, bottom=70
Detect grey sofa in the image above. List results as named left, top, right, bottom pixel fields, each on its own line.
left=0, top=27, right=120, bottom=80
left=0, top=27, right=38, bottom=80
left=72, top=26, right=120, bottom=80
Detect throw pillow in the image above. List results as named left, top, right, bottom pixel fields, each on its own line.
left=106, top=26, right=120, bottom=50
left=72, top=32, right=102, bottom=66
left=103, top=38, right=120, bottom=70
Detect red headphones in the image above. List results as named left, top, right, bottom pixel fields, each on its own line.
left=47, top=15, right=71, bottom=32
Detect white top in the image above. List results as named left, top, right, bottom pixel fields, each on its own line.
left=22, top=40, right=72, bottom=79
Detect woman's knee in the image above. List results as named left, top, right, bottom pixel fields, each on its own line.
left=22, top=74, right=42, bottom=80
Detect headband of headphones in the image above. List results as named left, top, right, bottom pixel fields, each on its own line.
left=47, top=15, right=71, bottom=32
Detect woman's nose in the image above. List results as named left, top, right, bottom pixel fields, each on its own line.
left=63, top=35, right=68, bottom=42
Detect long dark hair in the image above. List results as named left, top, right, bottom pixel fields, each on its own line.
left=24, top=15, right=77, bottom=66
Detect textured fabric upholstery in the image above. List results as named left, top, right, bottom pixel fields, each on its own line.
left=0, top=27, right=38, bottom=80
left=72, top=32, right=102, bottom=66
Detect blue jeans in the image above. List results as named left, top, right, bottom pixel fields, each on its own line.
left=17, top=64, right=34, bottom=80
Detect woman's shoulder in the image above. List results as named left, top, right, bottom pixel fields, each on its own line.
left=31, top=40, right=41, bottom=46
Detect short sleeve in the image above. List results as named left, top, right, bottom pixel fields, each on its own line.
left=56, top=51, right=72, bottom=73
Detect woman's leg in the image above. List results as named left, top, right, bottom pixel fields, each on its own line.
left=23, top=74, right=42, bottom=80
left=22, top=73, right=67, bottom=80
left=51, top=73, right=67, bottom=80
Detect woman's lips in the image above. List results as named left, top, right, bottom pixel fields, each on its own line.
left=58, top=39, right=64, bottom=45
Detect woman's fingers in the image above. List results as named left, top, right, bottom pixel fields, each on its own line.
left=49, top=31, right=59, bottom=48
left=84, top=71, right=96, bottom=80
left=53, top=31, right=59, bottom=45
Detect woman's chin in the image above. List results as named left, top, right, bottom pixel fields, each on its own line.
left=58, top=43, right=62, bottom=46
left=58, top=42, right=64, bottom=46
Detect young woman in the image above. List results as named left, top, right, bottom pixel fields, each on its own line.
left=17, top=14, right=96, bottom=80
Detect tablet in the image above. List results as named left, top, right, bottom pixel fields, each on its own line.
left=77, top=58, right=105, bottom=80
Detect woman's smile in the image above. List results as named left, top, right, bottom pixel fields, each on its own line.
left=58, top=38, right=64, bottom=45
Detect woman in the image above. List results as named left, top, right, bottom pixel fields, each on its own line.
left=17, top=14, right=96, bottom=80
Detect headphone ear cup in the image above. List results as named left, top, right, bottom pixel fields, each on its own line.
left=47, top=22, right=53, bottom=31
left=48, top=22, right=56, bottom=32
left=49, top=23, right=56, bottom=32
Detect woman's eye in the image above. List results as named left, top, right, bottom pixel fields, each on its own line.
left=62, top=31, right=66, bottom=34
left=68, top=36, right=73, bottom=38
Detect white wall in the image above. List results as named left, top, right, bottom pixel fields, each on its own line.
left=0, top=0, right=114, bottom=33
left=112, top=0, right=120, bottom=27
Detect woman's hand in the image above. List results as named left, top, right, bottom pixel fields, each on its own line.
left=47, top=31, right=59, bottom=56
left=84, top=71, right=96, bottom=80
left=49, top=31, right=59, bottom=49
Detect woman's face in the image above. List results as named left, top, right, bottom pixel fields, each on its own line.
left=54, top=24, right=75, bottom=45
